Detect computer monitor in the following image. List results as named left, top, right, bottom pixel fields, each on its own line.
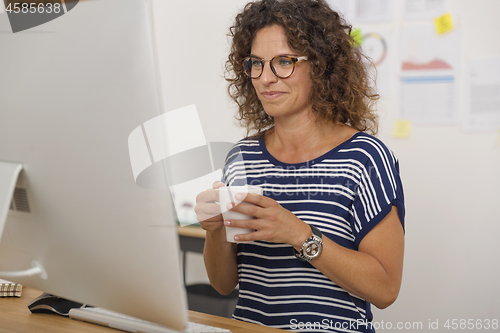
left=0, top=0, right=189, bottom=330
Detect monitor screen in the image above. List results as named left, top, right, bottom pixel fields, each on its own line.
left=0, top=0, right=188, bottom=330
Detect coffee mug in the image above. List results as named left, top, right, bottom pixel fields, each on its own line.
left=218, top=185, right=263, bottom=243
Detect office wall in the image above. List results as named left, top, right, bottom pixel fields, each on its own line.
left=151, top=1, right=500, bottom=331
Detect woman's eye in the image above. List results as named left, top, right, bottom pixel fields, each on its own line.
left=252, top=60, right=262, bottom=68
left=276, top=57, right=293, bottom=67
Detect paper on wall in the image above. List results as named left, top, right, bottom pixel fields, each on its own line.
left=398, top=23, right=461, bottom=124
left=404, top=0, right=451, bottom=20
left=463, top=57, right=500, bottom=131
left=360, top=28, right=393, bottom=97
left=326, top=0, right=395, bottom=23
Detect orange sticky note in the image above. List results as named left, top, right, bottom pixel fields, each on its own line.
left=392, top=120, right=411, bottom=139
left=434, top=13, right=454, bottom=35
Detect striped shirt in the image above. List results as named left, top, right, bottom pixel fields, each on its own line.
left=222, top=132, right=405, bottom=333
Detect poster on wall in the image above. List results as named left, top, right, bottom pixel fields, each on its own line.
left=398, top=23, right=461, bottom=124
left=354, top=0, right=395, bottom=23
left=404, top=0, right=451, bottom=20
left=463, top=57, right=500, bottom=132
left=360, top=28, right=393, bottom=97
left=326, top=0, right=395, bottom=24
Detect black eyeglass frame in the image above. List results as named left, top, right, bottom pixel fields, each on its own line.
left=241, top=55, right=308, bottom=79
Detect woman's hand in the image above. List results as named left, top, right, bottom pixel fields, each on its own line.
left=194, top=181, right=226, bottom=232
left=223, top=192, right=310, bottom=247
left=196, top=181, right=239, bottom=295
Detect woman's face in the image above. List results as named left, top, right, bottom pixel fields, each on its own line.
left=250, top=25, right=313, bottom=121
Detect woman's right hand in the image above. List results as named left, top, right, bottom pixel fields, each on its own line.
left=196, top=181, right=238, bottom=295
left=194, top=180, right=226, bottom=231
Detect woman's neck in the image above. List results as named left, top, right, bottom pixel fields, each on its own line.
left=265, top=113, right=354, bottom=164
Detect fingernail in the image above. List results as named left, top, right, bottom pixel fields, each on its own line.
left=226, top=202, right=233, bottom=210
left=235, top=193, right=243, bottom=200
left=234, top=235, right=240, bottom=241
left=224, top=220, right=231, bottom=226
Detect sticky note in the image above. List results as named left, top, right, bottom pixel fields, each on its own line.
left=351, top=28, right=363, bottom=47
left=434, top=12, right=454, bottom=35
left=392, top=120, right=412, bottom=139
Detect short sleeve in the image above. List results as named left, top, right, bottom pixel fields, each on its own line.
left=349, top=140, right=405, bottom=247
left=220, top=139, right=253, bottom=186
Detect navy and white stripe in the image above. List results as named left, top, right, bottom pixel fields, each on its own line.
left=222, top=132, right=405, bottom=333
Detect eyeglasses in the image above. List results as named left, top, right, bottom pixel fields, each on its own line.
left=242, top=55, right=308, bottom=79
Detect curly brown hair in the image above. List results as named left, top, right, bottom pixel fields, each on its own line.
left=226, top=0, right=379, bottom=137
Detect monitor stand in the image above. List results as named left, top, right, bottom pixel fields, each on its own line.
left=0, top=161, right=46, bottom=280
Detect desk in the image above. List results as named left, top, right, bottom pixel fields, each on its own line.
left=177, top=225, right=206, bottom=286
left=177, top=225, right=206, bottom=254
left=0, top=287, right=283, bottom=333
left=177, top=226, right=239, bottom=318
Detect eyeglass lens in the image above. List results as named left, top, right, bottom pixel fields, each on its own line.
left=243, top=56, right=296, bottom=79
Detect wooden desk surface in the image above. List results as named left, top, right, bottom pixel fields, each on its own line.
left=0, top=287, right=283, bottom=333
left=177, top=225, right=206, bottom=239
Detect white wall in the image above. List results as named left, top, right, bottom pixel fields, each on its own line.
left=152, top=1, right=500, bottom=331
left=151, top=0, right=250, bottom=144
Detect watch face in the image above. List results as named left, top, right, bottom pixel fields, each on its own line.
left=305, top=242, right=319, bottom=257
left=303, top=236, right=322, bottom=260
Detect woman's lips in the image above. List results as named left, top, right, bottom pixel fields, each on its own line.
left=261, top=91, right=286, bottom=100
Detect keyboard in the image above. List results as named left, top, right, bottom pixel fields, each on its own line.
left=68, top=306, right=231, bottom=333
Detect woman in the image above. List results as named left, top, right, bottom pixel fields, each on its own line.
left=195, top=0, right=405, bottom=331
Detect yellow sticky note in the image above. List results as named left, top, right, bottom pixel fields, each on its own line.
left=392, top=120, right=412, bottom=139
left=351, top=28, right=363, bottom=47
left=434, top=12, right=454, bottom=35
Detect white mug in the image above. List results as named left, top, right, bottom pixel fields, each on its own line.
left=218, top=185, right=263, bottom=243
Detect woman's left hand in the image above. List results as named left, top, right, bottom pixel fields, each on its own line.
left=223, top=192, right=310, bottom=247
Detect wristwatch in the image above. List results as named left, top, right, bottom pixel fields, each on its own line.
left=294, top=224, right=323, bottom=262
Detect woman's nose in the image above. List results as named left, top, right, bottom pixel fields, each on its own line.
left=259, top=61, right=279, bottom=85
